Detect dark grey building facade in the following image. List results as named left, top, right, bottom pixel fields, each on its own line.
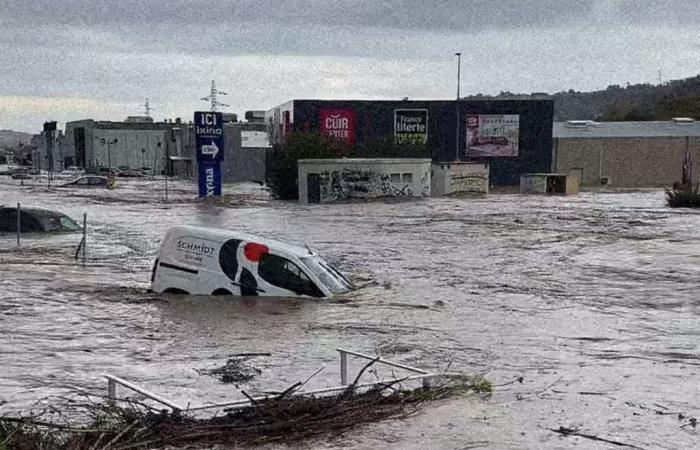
left=266, top=99, right=554, bottom=185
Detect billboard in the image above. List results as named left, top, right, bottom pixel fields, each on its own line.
left=319, top=108, right=356, bottom=145
left=241, top=131, right=270, bottom=148
left=394, top=109, right=428, bottom=145
left=466, top=114, right=519, bottom=157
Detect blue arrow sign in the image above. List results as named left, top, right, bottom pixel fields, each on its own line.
left=194, top=111, right=224, bottom=162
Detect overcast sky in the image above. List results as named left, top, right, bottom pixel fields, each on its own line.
left=1, top=0, right=698, bottom=132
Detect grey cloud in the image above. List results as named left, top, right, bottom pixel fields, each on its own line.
left=5, top=0, right=595, bottom=32
left=617, top=0, right=700, bottom=25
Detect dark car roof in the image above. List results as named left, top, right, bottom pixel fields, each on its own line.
left=0, top=206, right=79, bottom=232
left=0, top=206, right=65, bottom=218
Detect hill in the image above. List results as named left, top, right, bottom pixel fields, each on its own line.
left=0, top=129, right=35, bottom=151
left=463, top=74, right=700, bottom=121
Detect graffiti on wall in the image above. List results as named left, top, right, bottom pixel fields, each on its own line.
left=448, top=173, right=489, bottom=194
left=316, top=168, right=424, bottom=202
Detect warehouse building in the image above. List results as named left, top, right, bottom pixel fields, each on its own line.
left=63, top=116, right=184, bottom=174
left=266, top=99, right=554, bottom=186
left=553, top=119, right=700, bottom=187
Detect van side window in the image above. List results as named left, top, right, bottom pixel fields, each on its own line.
left=258, top=254, right=324, bottom=297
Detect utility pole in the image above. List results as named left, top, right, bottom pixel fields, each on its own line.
left=200, top=80, right=229, bottom=112
left=143, top=98, right=153, bottom=117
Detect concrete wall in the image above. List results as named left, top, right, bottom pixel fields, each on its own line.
left=554, top=136, right=700, bottom=187
left=431, top=162, right=489, bottom=196
left=89, top=129, right=168, bottom=172
left=298, top=158, right=431, bottom=204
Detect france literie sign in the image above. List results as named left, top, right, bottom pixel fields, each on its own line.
left=319, top=108, right=356, bottom=146
left=394, top=109, right=428, bottom=145
left=194, top=111, right=224, bottom=162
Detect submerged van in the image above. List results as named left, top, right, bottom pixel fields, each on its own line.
left=151, top=226, right=352, bottom=298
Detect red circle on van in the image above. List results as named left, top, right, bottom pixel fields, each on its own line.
left=244, top=242, right=269, bottom=262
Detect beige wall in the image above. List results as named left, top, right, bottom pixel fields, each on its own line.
left=554, top=137, right=700, bottom=187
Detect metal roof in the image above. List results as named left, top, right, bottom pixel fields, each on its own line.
left=553, top=120, right=700, bottom=139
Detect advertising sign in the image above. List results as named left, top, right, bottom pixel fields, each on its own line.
left=319, top=108, right=356, bottom=146
left=198, top=161, right=222, bottom=197
left=466, top=114, right=519, bottom=157
left=394, top=109, right=428, bottom=145
left=241, top=131, right=270, bottom=148
left=194, top=111, right=224, bottom=162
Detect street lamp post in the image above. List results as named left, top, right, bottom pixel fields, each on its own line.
left=100, top=138, right=118, bottom=172
left=455, top=52, right=461, bottom=99
left=454, top=52, right=462, bottom=160
left=159, top=141, right=168, bottom=203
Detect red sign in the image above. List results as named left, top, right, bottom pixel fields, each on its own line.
left=320, top=108, right=356, bottom=146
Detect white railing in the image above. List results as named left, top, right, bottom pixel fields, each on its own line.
left=105, top=348, right=458, bottom=415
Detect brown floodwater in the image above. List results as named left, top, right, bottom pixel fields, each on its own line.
left=0, top=177, right=698, bottom=449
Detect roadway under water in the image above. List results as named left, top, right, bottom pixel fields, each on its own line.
left=0, top=177, right=698, bottom=449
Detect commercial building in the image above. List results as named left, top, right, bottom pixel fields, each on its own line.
left=63, top=116, right=184, bottom=173
left=59, top=112, right=270, bottom=182
left=553, top=119, right=700, bottom=187
left=267, top=99, right=554, bottom=186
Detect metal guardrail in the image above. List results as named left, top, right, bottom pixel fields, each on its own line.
left=336, top=348, right=428, bottom=385
left=105, top=349, right=456, bottom=415
left=105, top=374, right=184, bottom=414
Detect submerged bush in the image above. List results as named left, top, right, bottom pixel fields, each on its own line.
left=666, top=184, right=700, bottom=208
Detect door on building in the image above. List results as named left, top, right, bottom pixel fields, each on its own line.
left=568, top=167, right=583, bottom=185
left=307, top=174, right=321, bottom=203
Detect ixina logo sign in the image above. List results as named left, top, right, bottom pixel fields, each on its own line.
left=320, top=108, right=357, bottom=146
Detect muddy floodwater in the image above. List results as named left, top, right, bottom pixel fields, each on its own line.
left=0, top=177, right=698, bottom=449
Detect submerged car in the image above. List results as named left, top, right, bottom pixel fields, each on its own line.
left=61, top=166, right=85, bottom=177
left=11, top=171, right=31, bottom=180
left=0, top=206, right=80, bottom=232
left=61, top=175, right=111, bottom=187
left=117, top=169, right=144, bottom=178
left=151, top=226, right=352, bottom=298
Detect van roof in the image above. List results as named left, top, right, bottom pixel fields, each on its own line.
left=165, top=226, right=316, bottom=258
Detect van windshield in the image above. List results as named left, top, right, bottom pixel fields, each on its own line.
left=301, top=256, right=352, bottom=295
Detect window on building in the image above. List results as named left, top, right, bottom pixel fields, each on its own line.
left=258, top=253, right=324, bottom=297
left=402, top=173, right=413, bottom=183
left=390, top=173, right=401, bottom=183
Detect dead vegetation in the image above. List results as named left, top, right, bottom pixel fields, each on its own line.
left=0, top=372, right=490, bottom=450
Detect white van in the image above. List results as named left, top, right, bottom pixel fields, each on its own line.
left=150, top=226, right=352, bottom=298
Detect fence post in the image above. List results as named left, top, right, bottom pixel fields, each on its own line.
left=339, top=350, right=348, bottom=385
left=82, top=213, right=87, bottom=264
left=107, top=378, right=116, bottom=404
left=16, top=203, right=20, bottom=247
